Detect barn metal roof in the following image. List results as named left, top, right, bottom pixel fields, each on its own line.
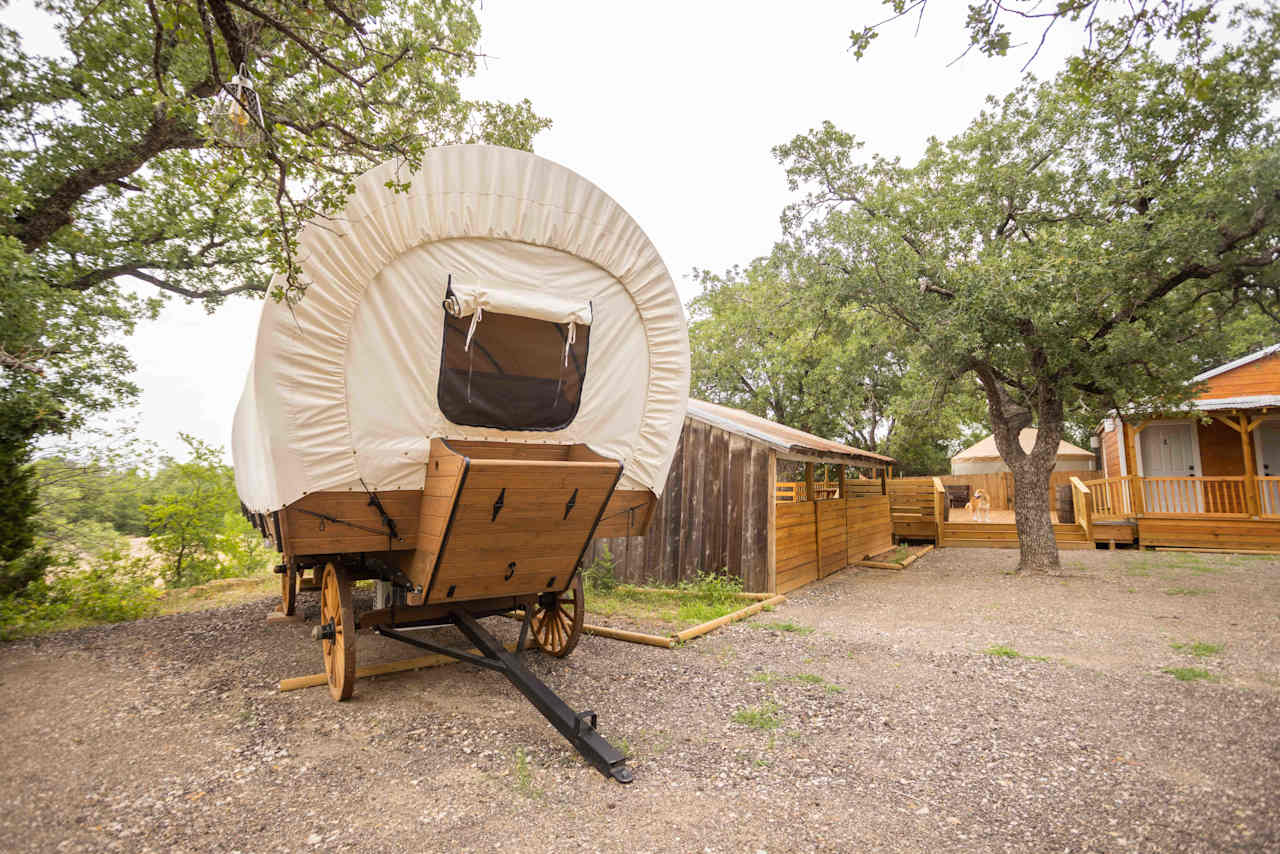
left=685, top=399, right=895, bottom=467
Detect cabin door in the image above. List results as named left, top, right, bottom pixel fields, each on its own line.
left=1257, top=421, right=1280, bottom=515
left=1139, top=422, right=1201, bottom=513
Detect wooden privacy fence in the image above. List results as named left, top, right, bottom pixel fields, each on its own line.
left=775, top=494, right=893, bottom=594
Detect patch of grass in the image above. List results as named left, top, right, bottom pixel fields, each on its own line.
left=984, top=644, right=1020, bottom=659
left=584, top=570, right=750, bottom=629
left=983, top=644, right=1048, bottom=662
left=161, top=571, right=278, bottom=614
left=883, top=544, right=911, bottom=564
left=732, top=702, right=782, bottom=731
left=1163, top=587, right=1211, bottom=596
left=1161, top=666, right=1217, bottom=682
left=512, top=747, right=540, bottom=798
left=750, top=670, right=843, bottom=693
left=754, top=620, right=815, bottom=634
left=1170, top=641, right=1224, bottom=657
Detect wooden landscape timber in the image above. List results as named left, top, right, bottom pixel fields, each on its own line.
left=856, top=544, right=934, bottom=571
left=278, top=640, right=527, bottom=692
left=673, top=594, right=788, bottom=642
left=505, top=590, right=789, bottom=648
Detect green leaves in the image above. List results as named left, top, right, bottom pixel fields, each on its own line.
left=781, top=13, right=1280, bottom=433
left=687, top=255, right=982, bottom=471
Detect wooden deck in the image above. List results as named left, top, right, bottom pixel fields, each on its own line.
left=1136, top=517, right=1280, bottom=551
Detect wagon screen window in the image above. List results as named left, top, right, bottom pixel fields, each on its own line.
left=438, top=310, right=590, bottom=431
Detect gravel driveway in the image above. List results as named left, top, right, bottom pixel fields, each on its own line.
left=1, top=548, right=1276, bottom=853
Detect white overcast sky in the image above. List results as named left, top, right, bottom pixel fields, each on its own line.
left=8, top=0, right=1084, bottom=461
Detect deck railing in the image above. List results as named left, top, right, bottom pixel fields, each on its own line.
left=1083, top=474, right=1279, bottom=519
left=1140, top=476, right=1249, bottom=517
left=1082, top=476, right=1132, bottom=521
left=1260, top=476, right=1280, bottom=517
left=775, top=481, right=842, bottom=502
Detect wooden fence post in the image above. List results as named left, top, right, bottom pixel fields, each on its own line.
left=932, top=476, right=946, bottom=547
left=1070, top=476, right=1092, bottom=542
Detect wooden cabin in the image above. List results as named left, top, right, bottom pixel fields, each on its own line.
left=584, top=399, right=896, bottom=594
left=1092, top=344, right=1280, bottom=550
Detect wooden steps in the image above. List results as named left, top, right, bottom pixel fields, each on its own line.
left=941, top=522, right=1093, bottom=550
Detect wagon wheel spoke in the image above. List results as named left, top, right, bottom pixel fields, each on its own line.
left=530, top=572, right=585, bottom=658
left=319, top=562, right=357, bottom=702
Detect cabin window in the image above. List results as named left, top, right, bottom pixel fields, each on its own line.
left=438, top=308, right=590, bottom=431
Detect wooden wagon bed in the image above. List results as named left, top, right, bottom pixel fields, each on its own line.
left=245, top=438, right=656, bottom=783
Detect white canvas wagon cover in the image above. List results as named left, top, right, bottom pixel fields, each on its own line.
left=232, top=145, right=690, bottom=513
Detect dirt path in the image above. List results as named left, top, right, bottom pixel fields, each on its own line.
left=1, top=548, right=1276, bottom=853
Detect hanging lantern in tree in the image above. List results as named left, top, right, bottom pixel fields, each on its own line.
left=210, top=64, right=265, bottom=145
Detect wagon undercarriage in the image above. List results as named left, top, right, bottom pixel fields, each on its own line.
left=258, top=438, right=642, bottom=782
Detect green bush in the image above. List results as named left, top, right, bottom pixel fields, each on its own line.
left=681, top=569, right=743, bottom=605
left=583, top=545, right=618, bottom=593
left=0, top=551, right=160, bottom=640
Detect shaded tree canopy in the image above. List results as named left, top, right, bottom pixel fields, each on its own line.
left=0, top=0, right=548, bottom=594
left=781, top=5, right=1280, bottom=570
left=688, top=256, right=985, bottom=474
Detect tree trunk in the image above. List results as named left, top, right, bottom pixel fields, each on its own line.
left=972, top=361, right=1064, bottom=574
left=1009, top=455, right=1061, bottom=573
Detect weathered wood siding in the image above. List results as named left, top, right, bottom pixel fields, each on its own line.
left=585, top=418, right=773, bottom=592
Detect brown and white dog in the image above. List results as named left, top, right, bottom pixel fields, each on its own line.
left=965, top=489, right=991, bottom=522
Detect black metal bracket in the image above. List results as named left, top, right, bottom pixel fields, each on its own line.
left=492, top=488, right=506, bottom=522
left=374, top=613, right=633, bottom=784
left=563, top=488, right=578, bottom=520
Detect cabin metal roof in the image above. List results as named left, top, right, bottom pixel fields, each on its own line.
left=1192, top=343, right=1280, bottom=383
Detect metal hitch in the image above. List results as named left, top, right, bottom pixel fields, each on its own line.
left=374, top=613, right=633, bottom=784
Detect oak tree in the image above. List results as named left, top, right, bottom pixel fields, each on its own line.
left=779, top=8, right=1280, bottom=571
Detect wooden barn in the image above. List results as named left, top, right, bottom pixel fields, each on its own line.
left=585, top=399, right=896, bottom=594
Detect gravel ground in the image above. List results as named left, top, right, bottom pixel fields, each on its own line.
left=1, top=548, right=1277, bottom=853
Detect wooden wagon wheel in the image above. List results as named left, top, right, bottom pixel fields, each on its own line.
left=277, top=561, right=297, bottom=616
left=319, top=562, right=357, bottom=701
left=530, top=572, right=585, bottom=658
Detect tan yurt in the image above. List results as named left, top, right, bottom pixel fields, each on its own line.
left=950, top=429, right=1096, bottom=475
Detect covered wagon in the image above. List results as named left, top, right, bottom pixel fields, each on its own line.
left=232, top=145, right=690, bottom=782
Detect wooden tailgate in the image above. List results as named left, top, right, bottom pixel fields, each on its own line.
left=411, top=440, right=622, bottom=604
